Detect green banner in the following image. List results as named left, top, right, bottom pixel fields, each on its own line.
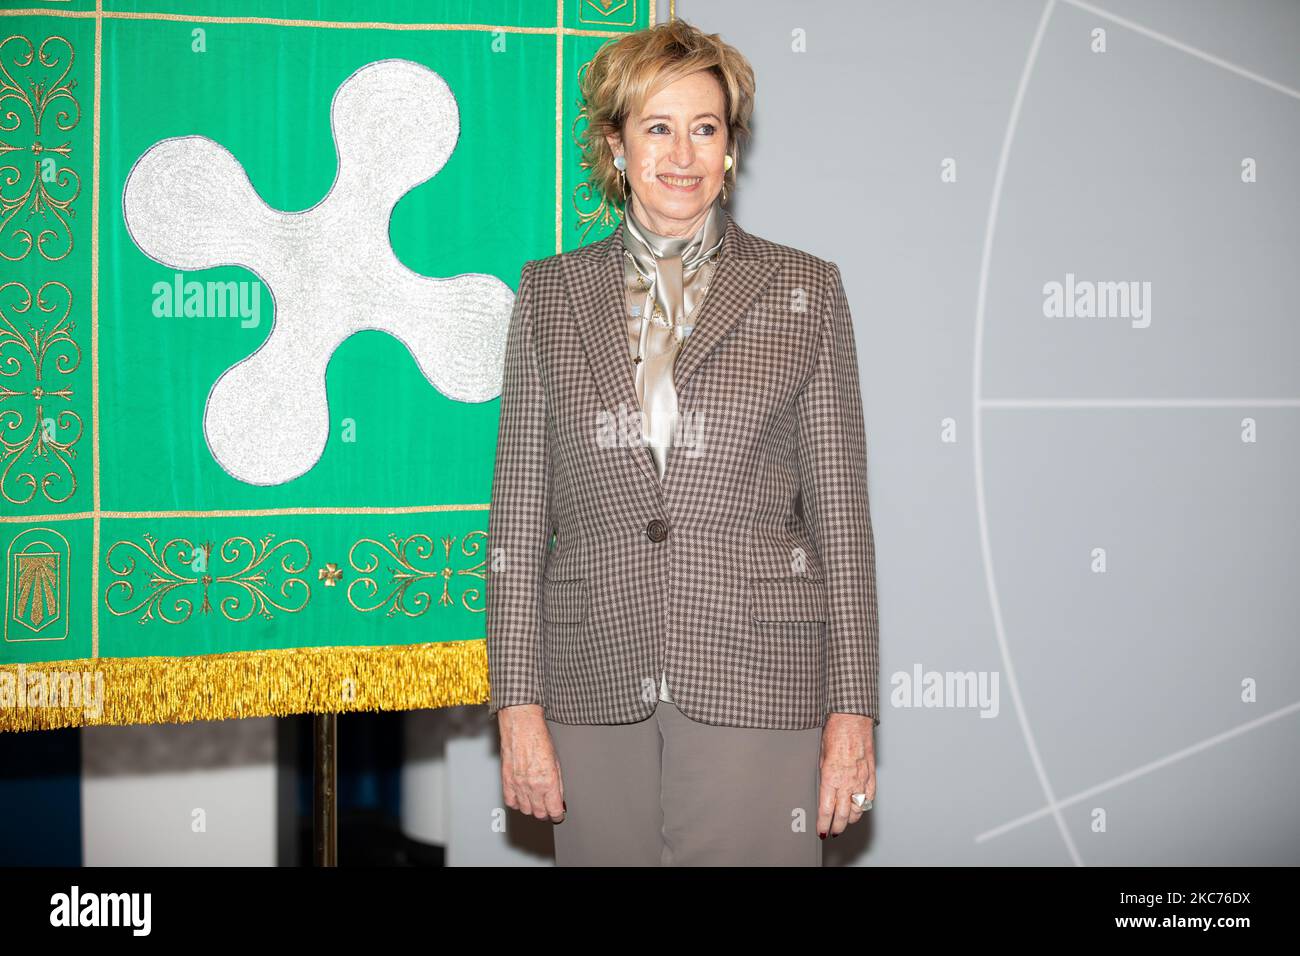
left=0, top=0, right=650, bottom=731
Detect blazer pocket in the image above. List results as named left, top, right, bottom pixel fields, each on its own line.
left=542, top=577, right=588, bottom=625
left=749, top=576, right=828, bottom=623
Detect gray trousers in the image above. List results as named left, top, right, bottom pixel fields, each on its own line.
left=545, top=701, right=823, bottom=866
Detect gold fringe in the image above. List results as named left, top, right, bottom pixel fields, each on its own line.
left=0, top=640, right=489, bottom=732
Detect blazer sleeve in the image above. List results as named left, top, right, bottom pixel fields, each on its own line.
left=793, top=261, right=881, bottom=726
left=485, top=259, right=549, bottom=714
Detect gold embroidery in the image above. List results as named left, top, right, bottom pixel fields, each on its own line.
left=0, top=35, right=81, bottom=262
left=0, top=280, right=82, bottom=505
left=347, top=530, right=486, bottom=616
left=104, top=533, right=312, bottom=624
left=578, top=0, right=637, bottom=29
left=571, top=60, right=623, bottom=243
left=5, top=527, right=70, bottom=642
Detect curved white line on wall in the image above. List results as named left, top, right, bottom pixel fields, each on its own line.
left=971, top=0, right=1085, bottom=866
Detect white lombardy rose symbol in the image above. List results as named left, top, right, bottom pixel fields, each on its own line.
left=123, top=59, right=514, bottom=486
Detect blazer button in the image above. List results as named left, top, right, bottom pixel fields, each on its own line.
left=645, top=518, right=668, bottom=542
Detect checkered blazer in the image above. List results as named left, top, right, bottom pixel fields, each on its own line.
left=485, top=207, right=879, bottom=730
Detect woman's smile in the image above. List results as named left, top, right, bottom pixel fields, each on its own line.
left=658, top=173, right=702, bottom=190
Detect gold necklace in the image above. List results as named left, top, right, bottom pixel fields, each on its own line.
left=626, top=255, right=721, bottom=369
left=623, top=249, right=721, bottom=335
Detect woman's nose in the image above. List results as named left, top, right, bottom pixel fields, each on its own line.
left=668, top=136, right=695, bottom=166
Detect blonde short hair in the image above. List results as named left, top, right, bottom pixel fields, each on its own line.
left=578, top=19, right=756, bottom=212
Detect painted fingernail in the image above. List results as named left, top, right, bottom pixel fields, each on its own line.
left=818, top=832, right=826, bottom=840
left=563, top=800, right=567, bottom=811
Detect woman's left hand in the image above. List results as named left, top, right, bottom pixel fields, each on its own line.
left=818, top=713, right=876, bottom=839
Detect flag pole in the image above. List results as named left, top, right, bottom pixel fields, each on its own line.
left=313, top=713, right=337, bottom=866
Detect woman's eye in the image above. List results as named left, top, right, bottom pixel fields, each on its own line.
left=646, top=122, right=716, bottom=135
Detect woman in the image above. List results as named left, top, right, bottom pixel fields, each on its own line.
left=486, top=19, right=879, bottom=866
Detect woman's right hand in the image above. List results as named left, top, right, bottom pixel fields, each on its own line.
left=498, top=704, right=566, bottom=823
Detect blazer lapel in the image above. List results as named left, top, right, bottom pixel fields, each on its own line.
left=672, top=216, right=780, bottom=394
left=562, top=208, right=780, bottom=492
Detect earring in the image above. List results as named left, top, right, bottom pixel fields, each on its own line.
left=724, top=154, right=733, bottom=171
left=613, top=154, right=629, bottom=203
